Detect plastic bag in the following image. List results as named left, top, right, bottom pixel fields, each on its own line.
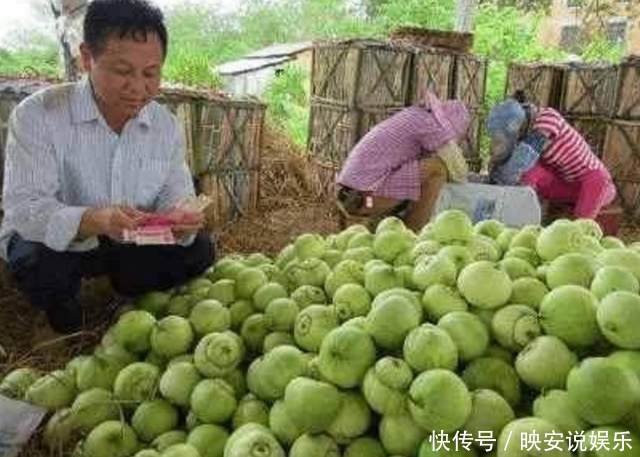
left=432, top=182, right=542, bottom=228
left=0, top=394, right=46, bottom=457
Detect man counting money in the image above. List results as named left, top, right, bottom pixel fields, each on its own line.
left=0, top=0, right=215, bottom=335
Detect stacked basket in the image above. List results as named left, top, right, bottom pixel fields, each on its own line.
left=307, top=29, right=489, bottom=195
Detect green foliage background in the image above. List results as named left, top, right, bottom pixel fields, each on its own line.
left=0, top=0, right=629, bottom=149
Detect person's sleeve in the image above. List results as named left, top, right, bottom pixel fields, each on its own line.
left=2, top=101, right=89, bottom=252
left=533, top=111, right=561, bottom=141
left=154, top=116, right=197, bottom=246
left=521, top=131, right=549, bottom=156
left=489, top=142, right=540, bottom=186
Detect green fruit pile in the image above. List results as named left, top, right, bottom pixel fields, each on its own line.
left=3, top=210, right=640, bottom=457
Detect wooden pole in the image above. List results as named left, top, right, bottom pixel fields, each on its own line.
left=455, top=0, right=478, bottom=33
left=51, top=0, right=88, bottom=81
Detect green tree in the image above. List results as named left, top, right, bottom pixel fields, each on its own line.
left=237, top=0, right=300, bottom=45
left=0, top=29, right=59, bottom=77
left=0, top=0, right=58, bottom=77
left=375, top=0, right=457, bottom=31
left=473, top=2, right=565, bottom=105
left=163, top=3, right=239, bottom=87
left=298, top=0, right=380, bottom=39
left=263, top=63, right=310, bottom=147
left=481, top=0, right=553, bottom=13
left=580, top=33, right=626, bottom=63
left=363, top=0, right=553, bottom=18
left=360, top=0, right=389, bottom=17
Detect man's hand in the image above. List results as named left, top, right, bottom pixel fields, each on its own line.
left=78, top=205, right=149, bottom=242
left=169, top=210, right=205, bottom=242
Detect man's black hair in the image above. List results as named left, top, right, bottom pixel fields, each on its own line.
left=84, top=0, right=168, bottom=58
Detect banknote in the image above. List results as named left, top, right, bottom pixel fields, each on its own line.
left=122, top=226, right=176, bottom=245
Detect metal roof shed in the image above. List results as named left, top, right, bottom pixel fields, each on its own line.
left=213, top=42, right=312, bottom=96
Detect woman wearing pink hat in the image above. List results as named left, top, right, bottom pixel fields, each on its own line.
left=336, top=92, right=471, bottom=231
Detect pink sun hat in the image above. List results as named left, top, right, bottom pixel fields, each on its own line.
left=422, top=91, right=470, bottom=145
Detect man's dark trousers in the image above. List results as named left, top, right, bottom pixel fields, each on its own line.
left=6, top=231, right=216, bottom=333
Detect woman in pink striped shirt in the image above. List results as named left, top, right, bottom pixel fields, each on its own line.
left=487, top=93, right=616, bottom=220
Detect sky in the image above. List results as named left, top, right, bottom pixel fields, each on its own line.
left=0, top=0, right=242, bottom=46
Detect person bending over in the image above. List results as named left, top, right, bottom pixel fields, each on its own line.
left=336, top=92, right=470, bottom=232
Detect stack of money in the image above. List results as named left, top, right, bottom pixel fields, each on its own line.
left=122, top=226, right=175, bottom=245
left=121, top=194, right=213, bottom=245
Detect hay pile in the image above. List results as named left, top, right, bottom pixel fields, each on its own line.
left=217, top=124, right=341, bottom=256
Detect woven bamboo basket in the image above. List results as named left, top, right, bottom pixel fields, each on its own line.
left=452, top=54, right=488, bottom=109
left=560, top=63, right=619, bottom=117
left=602, top=120, right=640, bottom=220
left=310, top=40, right=360, bottom=106
left=355, top=40, right=413, bottom=108
left=614, top=56, right=640, bottom=120
left=310, top=39, right=412, bottom=108
left=505, top=62, right=566, bottom=108
left=155, top=90, right=199, bottom=173
left=305, top=158, right=340, bottom=200
left=409, top=46, right=455, bottom=104
left=192, top=95, right=266, bottom=230
left=389, top=27, right=474, bottom=54
left=307, top=99, right=359, bottom=168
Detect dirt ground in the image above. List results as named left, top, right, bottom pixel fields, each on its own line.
left=2, top=125, right=640, bottom=456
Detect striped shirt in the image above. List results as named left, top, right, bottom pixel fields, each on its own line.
left=337, top=106, right=461, bottom=201
left=0, top=77, right=195, bottom=259
left=534, top=108, right=605, bottom=182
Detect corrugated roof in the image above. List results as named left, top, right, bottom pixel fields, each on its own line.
left=214, top=56, right=293, bottom=76
left=213, top=41, right=312, bottom=76
left=245, top=41, right=312, bottom=59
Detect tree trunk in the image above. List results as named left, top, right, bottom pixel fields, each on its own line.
left=455, top=0, right=479, bottom=32
left=51, top=0, right=88, bottom=81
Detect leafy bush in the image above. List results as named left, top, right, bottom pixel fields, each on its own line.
left=580, top=33, right=626, bottom=63
left=262, top=63, right=310, bottom=148
left=375, top=0, right=457, bottom=31
left=0, top=31, right=59, bottom=78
